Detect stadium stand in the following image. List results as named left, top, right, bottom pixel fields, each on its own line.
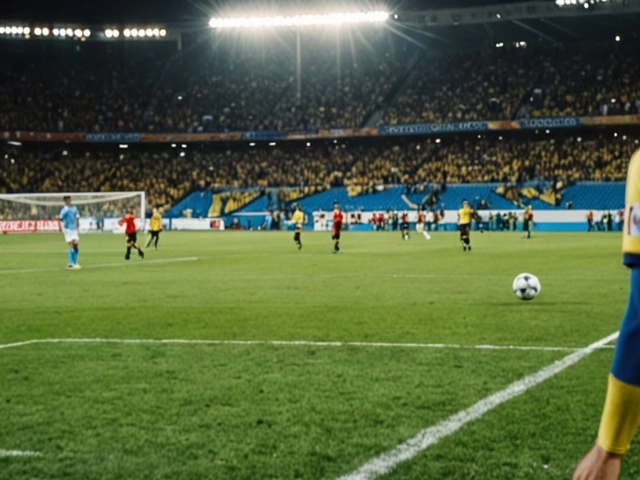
left=2, top=131, right=634, bottom=220
left=1, top=37, right=640, bottom=132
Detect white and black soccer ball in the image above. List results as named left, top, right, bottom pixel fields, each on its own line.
left=512, top=273, right=541, bottom=301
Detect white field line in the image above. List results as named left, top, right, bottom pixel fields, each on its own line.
left=0, top=257, right=199, bottom=274
left=0, top=335, right=615, bottom=463
left=0, top=449, right=42, bottom=457
left=0, top=337, right=615, bottom=352
left=336, top=331, right=620, bottom=480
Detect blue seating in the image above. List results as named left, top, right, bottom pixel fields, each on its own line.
left=167, top=182, right=627, bottom=218
left=166, top=191, right=213, bottom=218
left=561, top=182, right=625, bottom=210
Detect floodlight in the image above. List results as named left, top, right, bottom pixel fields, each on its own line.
left=153, top=28, right=159, bottom=36
left=83, top=29, right=90, bottom=37
left=105, top=29, right=113, bottom=38
left=74, top=29, right=82, bottom=37
left=138, top=29, right=145, bottom=37
left=59, top=29, right=66, bottom=36
left=24, top=27, right=30, bottom=34
left=112, top=29, right=119, bottom=37
left=124, top=29, right=131, bottom=37
left=209, top=11, right=390, bottom=29
left=53, top=28, right=59, bottom=35
left=42, top=27, right=49, bottom=35
left=17, top=26, right=24, bottom=34
left=66, top=28, right=73, bottom=36
left=0, top=27, right=4, bottom=34
left=11, top=26, right=18, bottom=34
left=131, top=29, right=138, bottom=37
left=34, top=27, right=42, bottom=35
left=160, top=29, right=167, bottom=36
left=145, top=28, right=152, bottom=36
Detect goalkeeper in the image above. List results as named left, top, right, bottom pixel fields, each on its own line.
left=573, top=148, right=640, bottom=479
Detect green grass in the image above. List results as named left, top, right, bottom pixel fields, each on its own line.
left=0, top=230, right=636, bottom=479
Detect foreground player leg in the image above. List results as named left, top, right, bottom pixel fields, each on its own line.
left=145, top=235, right=153, bottom=248
left=154, top=232, right=159, bottom=249
left=423, top=230, right=431, bottom=240
left=294, top=230, right=302, bottom=249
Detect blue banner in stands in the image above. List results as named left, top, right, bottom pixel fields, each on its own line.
left=516, top=117, right=581, bottom=129
left=86, top=133, right=141, bottom=143
left=378, top=121, right=489, bottom=136
left=242, top=131, right=288, bottom=140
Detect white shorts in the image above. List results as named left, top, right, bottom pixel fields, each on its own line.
left=63, top=228, right=79, bottom=243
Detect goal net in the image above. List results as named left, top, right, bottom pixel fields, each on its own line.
left=0, top=192, right=145, bottom=233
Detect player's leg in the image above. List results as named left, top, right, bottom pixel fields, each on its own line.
left=72, top=240, right=80, bottom=267
left=130, top=233, right=144, bottom=258
left=125, top=238, right=132, bottom=260
left=145, top=232, right=153, bottom=248
left=154, top=231, right=159, bottom=249
left=67, top=240, right=75, bottom=268
left=333, top=231, right=340, bottom=253
left=460, top=225, right=471, bottom=251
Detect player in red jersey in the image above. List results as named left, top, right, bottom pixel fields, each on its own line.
left=118, top=209, right=144, bottom=260
left=332, top=203, right=344, bottom=254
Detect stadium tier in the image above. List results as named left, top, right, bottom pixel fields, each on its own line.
left=1, top=36, right=640, bottom=133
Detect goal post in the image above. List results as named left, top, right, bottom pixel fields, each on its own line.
left=0, top=192, right=146, bottom=233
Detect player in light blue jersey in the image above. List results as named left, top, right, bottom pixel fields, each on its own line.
left=59, top=196, right=81, bottom=269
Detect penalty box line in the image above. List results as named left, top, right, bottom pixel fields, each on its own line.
left=0, top=337, right=617, bottom=353
left=336, top=331, right=620, bottom=480
left=0, top=449, right=42, bottom=458
left=0, top=335, right=618, bottom=462
left=0, top=257, right=199, bottom=275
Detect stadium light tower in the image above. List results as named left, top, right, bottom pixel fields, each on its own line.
left=209, top=11, right=390, bottom=104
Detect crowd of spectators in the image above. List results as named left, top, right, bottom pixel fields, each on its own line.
left=383, top=43, right=640, bottom=126
left=1, top=132, right=635, bottom=216
left=0, top=30, right=411, bottom=134
left=2, top=36, right=640, bottom=134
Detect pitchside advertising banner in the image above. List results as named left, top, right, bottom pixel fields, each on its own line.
left=0, top=220, right=60, bottom=233
left=1, top=218, right=225, bottom=233
left=2, top=115, right=639, bottom=144
left=378, top=121, right=489, bottom=136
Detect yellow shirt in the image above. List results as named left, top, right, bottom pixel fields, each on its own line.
left=623, top=148, right=640, bottom=266
left=458, top=207, right=473, bottom=225
left=291, top=210, right=304, bottom=225
left=150, top=213, right=162, bottom=231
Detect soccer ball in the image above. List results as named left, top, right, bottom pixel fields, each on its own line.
left=512, top=273, right=541, bottom=301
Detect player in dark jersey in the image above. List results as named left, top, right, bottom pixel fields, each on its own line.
left=118, top=209, right=144, bottom=260
left=401, top=212, right=410, bottom=240
left=332, top=203, right=343, bottom=254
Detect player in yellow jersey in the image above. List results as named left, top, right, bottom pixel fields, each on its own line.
left=573, top=148, right=640, bottom=480
left=145, top=208, right=162, bottom=250
left=458, top=200, right=474, bottom=251
left=291, top=204, right=304, bottom=250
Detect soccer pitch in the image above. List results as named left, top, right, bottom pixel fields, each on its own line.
left=0, top=230, right=637, bottom=479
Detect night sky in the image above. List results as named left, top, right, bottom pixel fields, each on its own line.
left=0, top=0, right=538, bottom=23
